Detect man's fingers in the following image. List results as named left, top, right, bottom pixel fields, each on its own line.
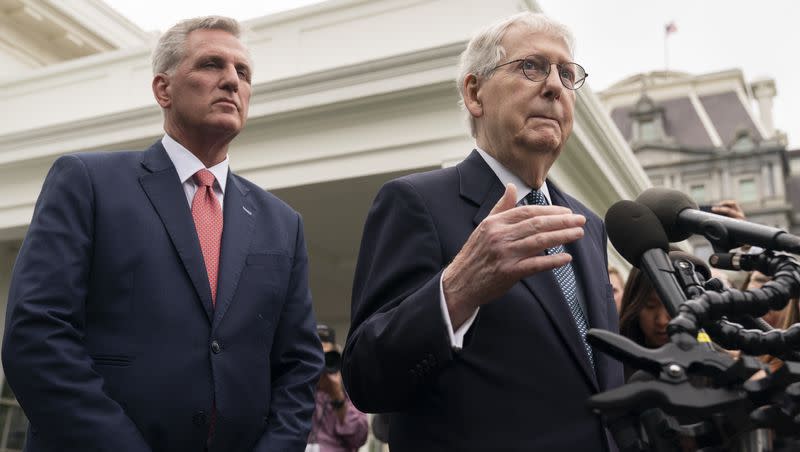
left=504, top=213, right=586, bottom=241
left=515, top=253, right=574, bottom=276
left=492, top=204, right=574, bottom=225
left=489, top=183, right=518, bottom=216
left=510, top=227, right=585, bottom=256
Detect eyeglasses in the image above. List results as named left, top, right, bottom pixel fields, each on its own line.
left=491, top=54, right=588, bottom=90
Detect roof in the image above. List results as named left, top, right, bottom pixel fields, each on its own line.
left=0, top=0, right=150, bottom=69
left=601, top=69, right=768, bottom=151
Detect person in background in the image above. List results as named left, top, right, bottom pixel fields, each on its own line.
left=706, top=199, right=745, bottom=290
left=742, top=270, right=791, bottom=328
left=608, top=266, right=625, bottom=313
left=781, top=297, right=800, bottom=328
left=706, top=199, right=745, bottom=220
left=619, top=268, right=668, bottom=350
left=307, top=325, right=368, bottom=452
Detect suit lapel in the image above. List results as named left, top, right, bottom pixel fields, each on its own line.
left=212, top=173, right=255, bottom=329
left=458, top=150, right=504, bottom=224
left=139, top=142, right=214, bottom=323
left=459, top=151, right=598, bottom=390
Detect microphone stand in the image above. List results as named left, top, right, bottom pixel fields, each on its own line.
left=586, top=250, right=800, bottom=451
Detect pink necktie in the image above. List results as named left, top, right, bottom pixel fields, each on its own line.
left=192, top=169, right=223, bottom=306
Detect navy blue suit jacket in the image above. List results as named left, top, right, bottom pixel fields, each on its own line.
left=2, top=142, right=323, bottom=452
left=343, top=150, right=623, bottom=451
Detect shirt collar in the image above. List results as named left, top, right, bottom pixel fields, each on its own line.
left=475, top=147, right=551, bottom=205
left=161, top=134, right=229, bottom=193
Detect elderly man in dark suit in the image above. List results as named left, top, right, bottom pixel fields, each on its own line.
left=343, top=11, right=622, bottom=452
left=2, top=16, right=322, bottom=452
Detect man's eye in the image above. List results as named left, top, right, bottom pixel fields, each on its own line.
left=522, top=59, right=544, bottom=72
left=559, top=68, right=575, bottom=81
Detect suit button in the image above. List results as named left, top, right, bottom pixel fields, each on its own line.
left=211, top=340, right=221, bottom=354
left=263, top=415, right=269, bottom=424
left=193, top=411, right=207, bottom=427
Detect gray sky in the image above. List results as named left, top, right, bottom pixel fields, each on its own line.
left=105, top=0, right=799, bottom=148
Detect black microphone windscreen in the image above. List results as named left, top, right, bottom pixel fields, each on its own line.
left=605, top=200, right=669, bottom=267
left=636, top=188, right=698, bottom=242
left=668, top=250, right=711, bottom=280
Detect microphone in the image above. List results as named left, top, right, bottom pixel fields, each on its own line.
left=636, top=187, right=800, bottom=253
left=605, top=200, right=686, bottom=317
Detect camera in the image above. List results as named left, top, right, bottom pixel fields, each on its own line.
left=324, top=350, right=341, bottom=374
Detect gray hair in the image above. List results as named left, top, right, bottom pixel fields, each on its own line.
left=457, top=12, right=575, bottom=137
left=152, top=16, right=245, bottom=75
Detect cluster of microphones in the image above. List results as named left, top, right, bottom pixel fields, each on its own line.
left=592, top=188, right=800, bottom=452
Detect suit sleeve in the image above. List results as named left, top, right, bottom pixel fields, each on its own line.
left=1, top=155, right=151, bottom=450
left=342, top=179, right=455, bottom=413
left=252, top=213, right=324, bottom=452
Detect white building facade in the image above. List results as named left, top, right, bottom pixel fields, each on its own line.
left=0, top=0, right=649, bottom=448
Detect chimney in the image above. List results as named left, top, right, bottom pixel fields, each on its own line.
left=751, top=78, right=777, bottom=138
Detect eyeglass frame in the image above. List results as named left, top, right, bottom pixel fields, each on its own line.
left=490, top=54, right=588, bottom=90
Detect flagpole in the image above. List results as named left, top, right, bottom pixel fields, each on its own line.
left=664, top=21, right=676, bottom=71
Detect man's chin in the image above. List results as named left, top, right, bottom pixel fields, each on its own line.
left=518, top=134, right=562, bottom=154
left=204, top=118, right=244, bottom=135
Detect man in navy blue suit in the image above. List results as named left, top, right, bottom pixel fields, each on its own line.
left=2, top=16, right=322, bottom=452
left=343, top=12, right=623, bottom=451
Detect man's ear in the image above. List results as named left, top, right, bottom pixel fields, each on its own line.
left=152, top=73, right=171, bottom=108
left=462, top=73, right=483, bottom=119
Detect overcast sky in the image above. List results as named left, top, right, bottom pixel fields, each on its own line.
left=105, top=0, right=799, bottom=148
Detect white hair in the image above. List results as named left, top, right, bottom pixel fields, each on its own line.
left=456, top=12, right=575, bottom=137
left=152, top=16, right=245, bottom=75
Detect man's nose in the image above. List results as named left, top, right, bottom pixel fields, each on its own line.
left=219, top=64, right=239, bottom=93
left=540, top=65, right=564, bottom=100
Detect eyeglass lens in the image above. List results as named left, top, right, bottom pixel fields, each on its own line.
left=522, top=55, right=585, bottom=89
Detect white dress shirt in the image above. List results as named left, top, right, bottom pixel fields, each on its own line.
left=161, top=134, right=229, bottom=208
left=439, top=148, right=553, bottom=350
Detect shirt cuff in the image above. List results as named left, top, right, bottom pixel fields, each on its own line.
left=439, top=274, right=479, bottom=350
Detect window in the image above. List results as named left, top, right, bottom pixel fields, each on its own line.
left=791, top=157, right=800, bottom=175
left=689, top=184, right=706, bottom=203
left=0, top=379, right=27, bottom=451
left=739, top=178, right=758, bottom=203
left=650, top=175, right=664, bottom=186
left=638, top=119, right=657, bottom=141
left=765, top=163, right=775, bottom=197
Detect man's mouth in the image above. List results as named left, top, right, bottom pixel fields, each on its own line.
left=214, top=99, right=238, bottom=110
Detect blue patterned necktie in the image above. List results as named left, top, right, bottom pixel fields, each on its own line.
left=523, top=189, right=595, bottom=368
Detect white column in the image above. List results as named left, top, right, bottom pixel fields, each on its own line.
left=0, top=241, right=20, bottom=376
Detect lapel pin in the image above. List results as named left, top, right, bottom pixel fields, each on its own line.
left=242, top=206, right=253, bottom=216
